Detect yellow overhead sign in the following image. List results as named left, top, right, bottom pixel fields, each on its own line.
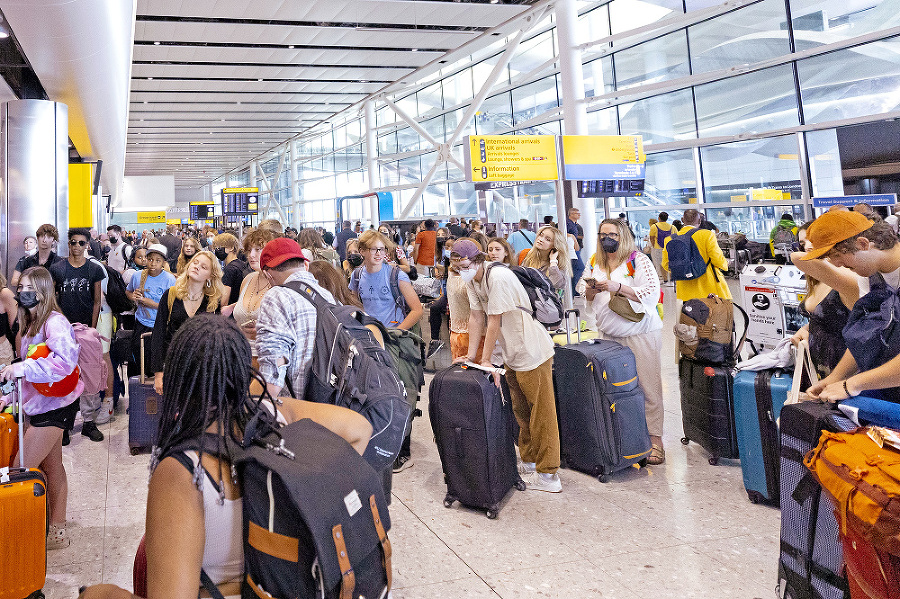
left=560, top=135, right=645, bottom=180
left=166, top=219, right=182, bottom=225
left=137, top=211, right=166, bottom=224
left=223, top=187, right=259, bottom=193
left=464, top=135, right=558, bottom=183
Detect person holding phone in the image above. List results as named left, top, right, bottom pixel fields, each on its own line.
left=519, top=225, right=571, bottom=292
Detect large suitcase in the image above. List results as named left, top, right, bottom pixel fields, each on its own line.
left=777, top=401, right=854, bottom=599
left=429, top=364, right=524, bottom=519
left=679, top=357, right=739, bottom=465
left=0, top=378, right=47, bottom=599
left=128, top=332, right=162, bottom=455
left=733, top=368, right=791, bottom=505
left=553, top=320, right=652, bottom=482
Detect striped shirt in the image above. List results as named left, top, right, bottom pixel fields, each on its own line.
left=256, top=270, right=334, bottom=395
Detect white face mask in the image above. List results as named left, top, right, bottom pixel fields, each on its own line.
left=459, top=267, right=477, bottom=283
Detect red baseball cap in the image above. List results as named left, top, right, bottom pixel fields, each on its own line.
left=259, top=238, right=308, bottom=269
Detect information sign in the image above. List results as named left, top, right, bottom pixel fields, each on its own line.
left=812, top=193, right=897, bottom=208
left=137, top=211, right=166, bottom=224
left=560, top=135, right=645, bottom=181
left=464, top=136, right=558, bottom=183
left=221, top=187, right=259, bottom=216
left=189, top=201, right=215, bottom=220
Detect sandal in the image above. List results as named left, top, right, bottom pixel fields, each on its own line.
left=647, top=444, right=666, bottom=465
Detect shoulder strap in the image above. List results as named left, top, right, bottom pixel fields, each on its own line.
left=350, top=266, right=362, bottom=288
left=626, top=251, right=638, bottom=277
left=388, top=265, right=408, bottom=316
left=520, top=230, right=533, bottom=246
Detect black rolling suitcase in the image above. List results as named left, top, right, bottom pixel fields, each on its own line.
left=553, top=313, right=652, bottom=482
left=777, top=401, right=854, bottom=599
left=429, top=364, right=524, bottom=519
left=678, top=358, right=739, bottom=464
left=128, top=332, right=162, bottom=455
left=678, top=299, right=748, bottom=465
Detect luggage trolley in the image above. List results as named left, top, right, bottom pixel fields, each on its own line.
left=738, top=264, right=809, bottom=355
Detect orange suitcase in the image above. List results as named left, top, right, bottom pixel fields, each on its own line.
left=0, top=378, right=47, bottom=599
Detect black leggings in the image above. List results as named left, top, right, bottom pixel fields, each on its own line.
left=429, top=293, right=448, bottom=340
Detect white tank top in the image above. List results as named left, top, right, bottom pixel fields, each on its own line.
left=183, top=451, right=244, bottom=590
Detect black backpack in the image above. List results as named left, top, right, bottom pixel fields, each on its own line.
left=283, top=280, right=410, bottom=472
left=665, top=228, right=712, bottom=281
left=486, top=263, right=563, bottom=328
left=103, top=263, right=135, bottom=314
left=176, top=419, right=393, bottom=599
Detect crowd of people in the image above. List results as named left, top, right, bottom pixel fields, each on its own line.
left=6, top=202, right=899, bottom=598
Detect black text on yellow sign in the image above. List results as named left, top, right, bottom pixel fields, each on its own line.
left=464, top=135, right=558, bottom=183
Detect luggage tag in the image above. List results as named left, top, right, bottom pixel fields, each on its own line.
left=461, top=361, right=506, bottom=376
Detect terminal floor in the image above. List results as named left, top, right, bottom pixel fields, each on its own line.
left=44, top=280, right=780, bottom=599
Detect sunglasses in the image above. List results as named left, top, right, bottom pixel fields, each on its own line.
left=69, top=239, right=88, bottom=246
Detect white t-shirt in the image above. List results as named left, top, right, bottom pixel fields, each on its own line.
left=858, top=265, right=900, bottom=295
left=467, top=262, right=554, bottom=371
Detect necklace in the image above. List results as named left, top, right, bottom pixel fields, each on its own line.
left=185, top=292, right=203, bottom=302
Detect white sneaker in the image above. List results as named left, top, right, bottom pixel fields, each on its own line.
left=517, top=461, right=536, bottom=475
left=47, top=523, right=70, bottom=550
left=94, top=398, right=113, bottom=425
left=525, top=471, right=562, bottom=493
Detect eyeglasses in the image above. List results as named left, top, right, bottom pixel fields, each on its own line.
left=69, top=239, right=88, bottom=246
left=366, top=247, right=387, bottom=255
left=598, top=232, right=620, bottom=240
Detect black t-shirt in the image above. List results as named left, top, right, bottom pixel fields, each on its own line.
left=151, top=289, right=218, bottom=373
left=18, top=251, right=61, bottom=274
left=222, top=259, right=252, bottom=305
left=49, top=259, right=105, bottom=326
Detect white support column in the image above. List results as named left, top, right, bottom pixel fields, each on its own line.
left=364, top=100, right=380, bottom=225
left=556, top=0, right=596, bottom=270
left=289, top=140, right=300, bottom=228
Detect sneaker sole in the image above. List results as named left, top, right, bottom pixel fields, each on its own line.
left=392, top=461, right=414, bottom=473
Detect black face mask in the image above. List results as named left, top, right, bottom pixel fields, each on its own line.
left=214, top=247, right=228, bottom=261
left=16, top=291, right=39, bottom=309
left=348, top=254, right=363, bottom=268
left=600, top=238, right=620, bottom=254
left=109, top=236, right=118, bottom=244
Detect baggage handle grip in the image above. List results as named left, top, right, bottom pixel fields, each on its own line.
left=564, top=309, right=580, bottom=344
left=139, top=331, right=152, bottom=385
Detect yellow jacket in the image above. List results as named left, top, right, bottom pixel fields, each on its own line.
left=662, top=226, right=732, bottom=301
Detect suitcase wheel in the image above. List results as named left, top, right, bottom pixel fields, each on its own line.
left=680, top=437, right=690, bottom=445
left=486, top=506, right=499, bottom=520
left=597, top=473, right=610, bottom=483
left=638, top=458, right=648, bottom=468
left=747, top=490, right=764, bottom=504
left=515, top=479, right=526, bottom=492
left=708, top=456, right=719, bottom=466
left=131, top=447, right=141, bottom=456
left=443, top=494, right=455, bottom=509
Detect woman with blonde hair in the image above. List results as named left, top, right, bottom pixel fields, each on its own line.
left=175, top=237, right=202, bottom=276
left=520, top=225, right=571, bottom=291
left=576, top=218, right=665, bottom=464
left=151, top=251, right=222, bottom=394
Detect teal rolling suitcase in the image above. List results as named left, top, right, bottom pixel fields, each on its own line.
left=733, top=368, right=791, bottom=505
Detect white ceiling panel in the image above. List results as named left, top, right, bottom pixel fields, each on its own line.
left=136, top=0, right=525, bottom=29
left=125, top=0, right=541, bottom=187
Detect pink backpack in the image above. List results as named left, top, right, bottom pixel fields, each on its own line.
left=71, top=323, right=108, bottom=395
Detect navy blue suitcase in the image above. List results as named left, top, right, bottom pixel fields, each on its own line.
left=553, top=337, right=652, bottom=482
left=128, top=332, right=161, bottom=455
left=777, top=401, right=854, bottom=599
left=733, top=368, right=792, bottom=505
left=679, top=357, right=739, bottom=464
left=429, top=364, right=524, bottom=519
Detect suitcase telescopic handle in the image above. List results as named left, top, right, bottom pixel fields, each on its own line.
left=16, top=377, right=24, bottom=469
left=139, top=331, right=152, bottom=385
left=564, top=309, right=580, bottom=345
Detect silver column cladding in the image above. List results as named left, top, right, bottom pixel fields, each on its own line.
left=1, top=100, right=69, bottom=282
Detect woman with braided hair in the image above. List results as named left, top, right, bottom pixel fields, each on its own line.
left=80, top=314, right=371, bottom=599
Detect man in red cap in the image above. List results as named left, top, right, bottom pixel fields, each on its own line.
left=255, top=238, right=334, bottom=399
left=801, top=210, right=900, bottom=402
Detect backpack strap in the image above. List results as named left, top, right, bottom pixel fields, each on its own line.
left=388, top=265, right=409, bottom=317
left=520, top=230, right=533, bottom=247
left=370, top=494, right=392, bottom=592
left=688, top=228, right=720, bottom=283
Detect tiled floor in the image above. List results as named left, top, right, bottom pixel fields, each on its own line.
left=45, top=281, right=780, bottom=598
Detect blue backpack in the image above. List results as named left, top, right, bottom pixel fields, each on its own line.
left=666, top=228, right=710, bottom=281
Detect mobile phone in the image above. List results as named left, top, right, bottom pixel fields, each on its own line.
left=583, top=277, right=596, bottom=286
left=241, top=319, right=256, bottom=328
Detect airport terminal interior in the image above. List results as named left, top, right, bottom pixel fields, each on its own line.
left=0, top=0, right=897, bottom=597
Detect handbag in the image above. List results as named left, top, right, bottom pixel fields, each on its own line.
left=608, top=293, right=644, bottom=323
